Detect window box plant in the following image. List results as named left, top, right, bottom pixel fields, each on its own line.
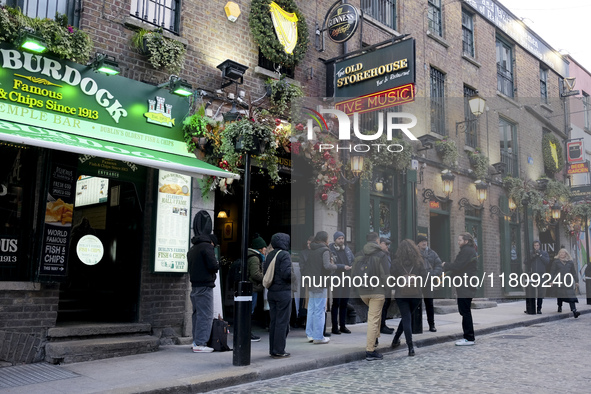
left=265, top=75, right=304, bottom=120
left=131, top=28, right=186, bottom=74
left=468, top=148, right=489, bottom=180
left=435, top=139, right=458, bottom=169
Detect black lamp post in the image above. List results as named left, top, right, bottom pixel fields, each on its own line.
left=522, top=194, right=536, bottom=314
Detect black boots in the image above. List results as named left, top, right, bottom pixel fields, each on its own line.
left=573, top=309, right=580, bottom=318
left=391, top=335, right=401, bottom=348
left=408, top=341, right=415, bottom=357
left=428, top=324, right=437, bottom=332
left=537, top=308, right=542, bottom=314
left=558, top=306, right=562, bottom=313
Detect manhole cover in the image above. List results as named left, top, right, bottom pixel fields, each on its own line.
left=492, top=335, right=534, bottom=340
left=0, top=363, right=79, bottom=388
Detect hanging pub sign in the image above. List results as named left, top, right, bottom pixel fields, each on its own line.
left=327, top=3, right=360, bottom=43
left=153, top=170, right=192, bottom=273
left=334, top=38, right=416, bottom=114
left=567, top=140, right=584, bottom=163
left=567, top=161, right=589, bottom=175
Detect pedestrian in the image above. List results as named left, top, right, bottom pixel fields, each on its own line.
left=355, top=232, right=390, bottom=361
left=378, top=237, right=394, bottom=334
left=187, top=233, right=219, bottom=353
left=551, top=248, right=580, bottom=318
left=263, top=233, right=293, bottom=358
left=296, top=236, right=314, bottom=328
left=329, top=231, right=354, bottom=335
left=390, top=239, right=427, bottom=356
left=247, top=234, right=267, bottom=341
left=442, top=232, right=478, bottom=346
left=306, top=231, right=337, bottom=344
left=416, top=235, right=443, bottom=332
left=524, top=240, right=550, bottom=314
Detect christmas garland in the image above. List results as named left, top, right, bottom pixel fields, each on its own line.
left=542, top=133, right=564, bottom=175
left=249, top=0, right=309, bottom=68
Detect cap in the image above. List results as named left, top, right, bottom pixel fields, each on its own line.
left=416, top=235, right=428, bottom=244
left=251, top=236, right=267, bottom=250
left=334, top=231, right=345, bottom=241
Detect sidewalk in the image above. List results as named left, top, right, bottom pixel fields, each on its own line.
left=2, top=299, right=590, bottom=394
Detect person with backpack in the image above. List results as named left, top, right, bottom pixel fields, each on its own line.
left=416, top=235, right=443, bottom=332
left=390, top=239, right=428, bottom=357
left=306, top=231, right=338, bottom=345
left=354, top=232, right=390, bottom=361
left=247, top=234, right=267, bottom=342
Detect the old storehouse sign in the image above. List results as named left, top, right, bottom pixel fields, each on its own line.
left=327, top=3, right=360, bottom=43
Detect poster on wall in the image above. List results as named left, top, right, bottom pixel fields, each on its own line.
left=39, top=163, right=76, bottom=276
left=153, top=170, right=191, bottom=273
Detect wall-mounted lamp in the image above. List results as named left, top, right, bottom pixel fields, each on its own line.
left=417, top=134, right=438, bottom=151
left=217, top=210, right=229, bottom=219
left=375, top=178, right=384, bottom=193
left=217, top=59, right=249, bottom=89
left=89, top=53, right=120, bottom=75
left=422, top=171, right=455, bottom=203
left=222, top=101, right=241, bottom=122
left=551, top=202, right=562, bottom=220
left=490, top=195, right=516, bottom=218
left=340, top=151, right=365, bottom=184
left=158, top=75, right=193, bottom=97
left=508, top=197, right=517, bottom=211
left=459, top=181, right=488, bottom=211
left=224, top=1, right=241, bottom=22
left=19, top=28, right=47, bottom=53
left=456, top=92, right=486, bottom=136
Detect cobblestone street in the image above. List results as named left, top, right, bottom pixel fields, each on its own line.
left=212, top=317, right=591, bottom=393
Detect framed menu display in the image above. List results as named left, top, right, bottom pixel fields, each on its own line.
left=153, top=170, right=192, bottom=273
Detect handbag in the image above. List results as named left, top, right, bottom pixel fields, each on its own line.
left=263, top=251, right=282, bottom=289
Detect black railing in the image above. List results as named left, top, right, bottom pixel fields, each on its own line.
left=130, top=0, right=180, bottom=35
left=5, top=0, right=80, bottom=27
left=501, top=150, right=517, bottom=177
left=258, top=50, right=295, bottom=79
left=361, top=0, right=396, bottom=30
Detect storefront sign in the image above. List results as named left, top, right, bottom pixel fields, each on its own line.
left=571, top=185, right=591, bottom=202
left=567, top=161, right=590, bottom=175
left=0, top=236, right=18, bottom=265
left=429, top=200, right=441, bottom=210
left=567, top=141, right=584, bottom=163
left=154, top=170, right=192, bottom=273
left=334, top=38, right=415, bottom=101
left=463, top=0, right=568, bottom=77
left=335, top=83, right=415, bottom=115
left=39, top=162, right=76, bottom=275
left=327, top=4, right=360, bottom=43
left=76, top=235, right=104, bottom=266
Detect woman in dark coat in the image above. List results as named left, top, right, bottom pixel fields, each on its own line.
left=263, top=233, right=292, bottom=358
left=390, top=239, right=427, bottom=356
left=551, top=248, right=580, bottom=318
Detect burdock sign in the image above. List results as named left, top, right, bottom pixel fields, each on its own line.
left=334, top=39, right=416, bottom=114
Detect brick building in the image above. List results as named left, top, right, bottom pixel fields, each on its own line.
left=0, top=0, right=573, bottom=365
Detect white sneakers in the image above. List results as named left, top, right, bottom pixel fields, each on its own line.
left=192, top=345, right=214, bottom=353
left=313, top=337, right=330, bottom=344
left=455, top=339, right=475, bottom=346
left=306, top=336, right=314, bottom=343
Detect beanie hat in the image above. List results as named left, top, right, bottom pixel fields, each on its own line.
left=416, top=235, right=428, bottom=244
left=333, top=231, right=345, bottom=241
left=251, top=236, right=267, bottom=250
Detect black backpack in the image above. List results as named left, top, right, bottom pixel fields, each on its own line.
left=208, top=318, right=231, bottom=351
left=352, top=253, right=380, bottom=285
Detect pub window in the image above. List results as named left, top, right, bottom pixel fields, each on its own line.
left=583, top=92, right=590, bottom=130
left=427, top=0, right=442, bottom=37
left=361, top=0, right=396, bottom=30
left=496, top=37, right=514, bottom=97
left=359, top=106, right=402, bottom=138
left=462, top=9, right=474, bottom=57
left=130, top=0, right=181, bottom=34
left=258, top=50, right=295, bottom=79
left=540, top=66, right=548, bottom=103
left=464, top=85, right=477, bottom=148
left=499, top=117, right=518, bottom=177
left=2, top=0, right=80, bottom=27
left=430, top=67, right=446, bottom=135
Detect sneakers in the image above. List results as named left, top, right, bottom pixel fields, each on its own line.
left=270, top=352, right=290, bottom=359
left=340, top=326, right=351, bottom=334
left=306, top=336, right=314, bottom=343
left=251, top=333, right=261, bottom=342
left=313, top=337, right=330, bottom=344
left=365, top=350, right=383, bottom=361
left=455, top=339, right=475, bottom=346
left=192, top=345, right=214, bottom=353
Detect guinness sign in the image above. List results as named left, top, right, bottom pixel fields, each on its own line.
left=327, top=4, right=359, bottom=43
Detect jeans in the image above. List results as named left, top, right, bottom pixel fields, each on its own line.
left=360, top=293, right=385, bottom=352
left=394, top=298, right=421, bottom=347
left=190, top=286, right=213, bottom=346
left=252, top=292, right=258, bottom=315
left=457, top=297, right=475, bottom=342
left=268, top=290, right=291, bottom=355
left=306, top=289, right=327, bottom=340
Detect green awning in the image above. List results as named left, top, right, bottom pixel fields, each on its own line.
left=0, top=119, right=239, bottom=179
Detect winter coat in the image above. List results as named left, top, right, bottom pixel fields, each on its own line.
left=263, top=233, right=292, bottom=293
left=356, top=242, right=390, bottom=296
left=329, top=242, right=354, bottom=297
left=525, top=249, right=550, bottom=276
left=247, top=248, right=264, bottom=293
left=307, top=241, right=337, bottom=290
left=391, top=257, right=428, bottom=299
left=444, top=243, right=478, bottom=298
left=420, top=247, right=443, bottom=297
left=187, top=235, right=219, bottom=288
left=550, top=259, right=579, bottom=301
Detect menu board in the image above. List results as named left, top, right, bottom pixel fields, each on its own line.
left=153, top=170, right=191, bottom=273
left=75, top=176, right=109, bottom=207
left=39, top=163, right=76, bottom=276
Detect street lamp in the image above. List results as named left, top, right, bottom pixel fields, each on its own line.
left=476, top=181, right=488, bottom=205
left=441, top=171, right=455, bottom=198
left=551, top=202, right=562, bottom=220
left=456, top=93, right=486, bottom=136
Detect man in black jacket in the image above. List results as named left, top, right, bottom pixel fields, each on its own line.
left=524, top=240, right=550, bottom=314
left=443, top=232, right=478, bottom=346
left=417, top=235, right=443, bottom=332
left=187, top=234, right=219, bottom=353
